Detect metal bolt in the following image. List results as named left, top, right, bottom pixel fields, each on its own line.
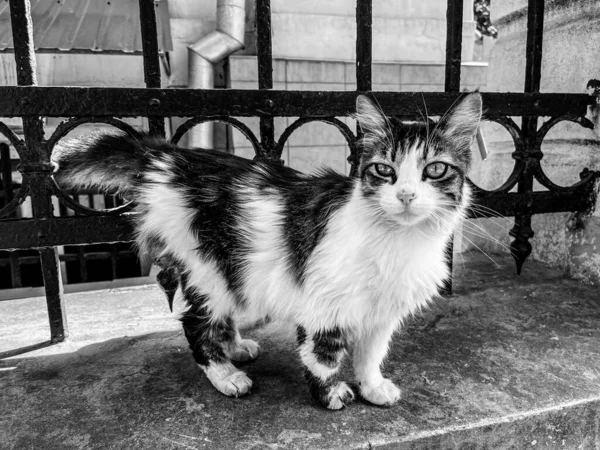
left=149, top=98, right=161, bottom=107
left=264, top=99, right=274, bottom=108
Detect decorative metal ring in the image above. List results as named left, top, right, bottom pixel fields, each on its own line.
left=0, top=121, right=26, bottom=156
left=534, top=115, right=596, bottom=192
left=0, top=177, right=30, bottom=219
left=171, top=116, right=262, bottom=157
left=46, top=116, right=143, bottom=153
left=50, top=187, right=135, bottom=216
left=276, top=117, right=358, bottom=161
left=47, top=117, right=141, bottom=215
left=467, top=116, right=525, bottom=195
left=0, top=123, right=29, bottom=218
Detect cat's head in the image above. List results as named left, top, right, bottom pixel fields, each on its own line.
left=354, top=93, right=482, bottom=229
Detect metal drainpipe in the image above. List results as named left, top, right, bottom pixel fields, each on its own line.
left=187, top=0, right=246, bottom=149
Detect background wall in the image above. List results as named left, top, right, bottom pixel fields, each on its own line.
left=229, top=57, right=487, bottom=175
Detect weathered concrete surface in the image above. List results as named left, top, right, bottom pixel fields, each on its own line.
left=1, top=252, right=600, bottom=449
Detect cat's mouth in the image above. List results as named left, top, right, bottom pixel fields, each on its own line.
left=392, top=208, right=427, bottom=226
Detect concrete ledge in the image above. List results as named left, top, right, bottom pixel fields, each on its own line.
left=1, top=252, right=600, bottom=449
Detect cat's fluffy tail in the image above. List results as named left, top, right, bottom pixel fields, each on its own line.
left=51, top=132, right=162, bottom=194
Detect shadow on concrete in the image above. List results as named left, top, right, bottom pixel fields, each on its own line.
left=0, top=340, right=54, bottom=360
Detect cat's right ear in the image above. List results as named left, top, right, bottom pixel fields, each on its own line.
left=355, top=95, right=388, bottom=137
left=437, top=92, right=483, bottom=150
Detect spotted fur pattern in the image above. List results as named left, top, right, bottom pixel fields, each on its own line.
left=51, top=93, right=482, bottom=409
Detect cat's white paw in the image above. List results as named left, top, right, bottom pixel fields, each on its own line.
left=201, top=362, right=253, bottom=397
left=216, top=370, right=253, bottom=397
left=359, top=378, right=401, bottom=406
left=326, top=381, right=355, bottom=410
left=228, top=339, right=260, bottom=362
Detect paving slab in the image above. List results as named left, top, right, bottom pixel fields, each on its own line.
left=1, top=252, right=600, bottom=449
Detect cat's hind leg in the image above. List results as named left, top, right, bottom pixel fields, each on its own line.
left=222, top=323, right=260, bottom=363
left=297, top=326, right=354, bottom=410
left=181, top=285, right=252, bottom=397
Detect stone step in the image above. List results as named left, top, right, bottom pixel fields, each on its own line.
left=1, top=252, right=599, bottom=449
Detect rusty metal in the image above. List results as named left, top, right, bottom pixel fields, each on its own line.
left=444, top=0, right=463, bottom=92
left=138, top=0, right=165, bottom=138
left=350, top=0, right=373, bottom=177
left=0, top=0, right=599, bottom=334
left=0, top=88, right=595, bottom=118
left=8, top=0, right=68, bottom=342
left=356, top=0, right=372, bottom=93
left=0, top=215, right=135, bottom=250
left=441, top=0, right=465, bottom=293
left=170, top=116, right=261, bottom=154
left=508, top=0, right=546, bottom=274
left=255, top=0, right=277, bottom=161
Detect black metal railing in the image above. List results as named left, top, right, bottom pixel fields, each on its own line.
left=0, top=0, right=598, bottom=344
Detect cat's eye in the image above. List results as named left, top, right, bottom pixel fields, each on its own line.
left=374, top=164, right=395, bottom=178
left=424, top=162, right=448, bottom=180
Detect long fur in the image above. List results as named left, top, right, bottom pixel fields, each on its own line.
left=51, top=93, right=482, bottom=409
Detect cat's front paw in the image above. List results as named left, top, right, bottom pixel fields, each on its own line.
left=202, top=362, right=253, bottom=397
left=228, top=339, right=260, bottom=362
left=213, top=370, right=253, bottom=397
left=324, top=381, right=355, bottom=410
left=359, top=378, right=401, bottom=406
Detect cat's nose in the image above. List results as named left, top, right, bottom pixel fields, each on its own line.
left=397, top=185, right=416, bottom=204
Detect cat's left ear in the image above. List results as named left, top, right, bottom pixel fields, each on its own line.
left=437, top=92, right=483, bottom=149
left=355, top=95, right=388, bottom=137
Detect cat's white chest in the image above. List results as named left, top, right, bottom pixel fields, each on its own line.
left=303, top=203, right=450, bottom=330
left=370, top=231, right=447, bottom=309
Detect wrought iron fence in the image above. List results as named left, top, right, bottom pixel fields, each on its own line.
left=0, top=0, right=598, bottom=344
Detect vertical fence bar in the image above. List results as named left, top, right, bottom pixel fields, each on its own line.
left=444, top=0, right=463, bottom=92
left=0, top=143, right=21, bottom=288
left=0, top=143, right=13, bottom=206
left=510, top=0, right=545, bottom=274
left=356, top=0, right=372, bottom=92
left=1, top=123, right=20, bottom=289
left=9, top=0, right=67, bottom=342
left=138, top=0, right=165, bottom=138
left=524, top=0, right=544, bottom=94
left=442, top=0, right=464, bottom=294
left=350, top=0, right=373, bottom=177
left=10, top=252, right=22, bottom=288
left=255, top=0, right=277, bottom=161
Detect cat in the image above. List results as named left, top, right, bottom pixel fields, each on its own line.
left=51, top=93, right=482, bottom=410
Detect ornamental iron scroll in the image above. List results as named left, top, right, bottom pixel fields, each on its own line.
left=277, top=117, right=359, bottom=168
left=171, top=116, right=262, bottom=158
left=47, top=117, right=143, bottom=216
left=468, top=113, right=600, bottom=274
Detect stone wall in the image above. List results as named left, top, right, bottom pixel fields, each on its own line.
left=268, top=0, right=475, bottom=64
left=229, top=56, right=488, bottom=175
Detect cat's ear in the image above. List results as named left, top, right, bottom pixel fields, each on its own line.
left=437, top=92, right=482, bottom=149
left=355, top=95, right=388, bottom=137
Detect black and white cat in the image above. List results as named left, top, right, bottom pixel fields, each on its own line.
left=51, top=93, right=482, bottom=409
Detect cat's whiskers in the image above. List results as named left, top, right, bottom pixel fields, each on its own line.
left=457, top=233, right=503, bottom=268
left=466, top=205, right=514, bottom=232
left=429, top=207, right=511, bottom=256
left=431, top=199, right=513, bottom=235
